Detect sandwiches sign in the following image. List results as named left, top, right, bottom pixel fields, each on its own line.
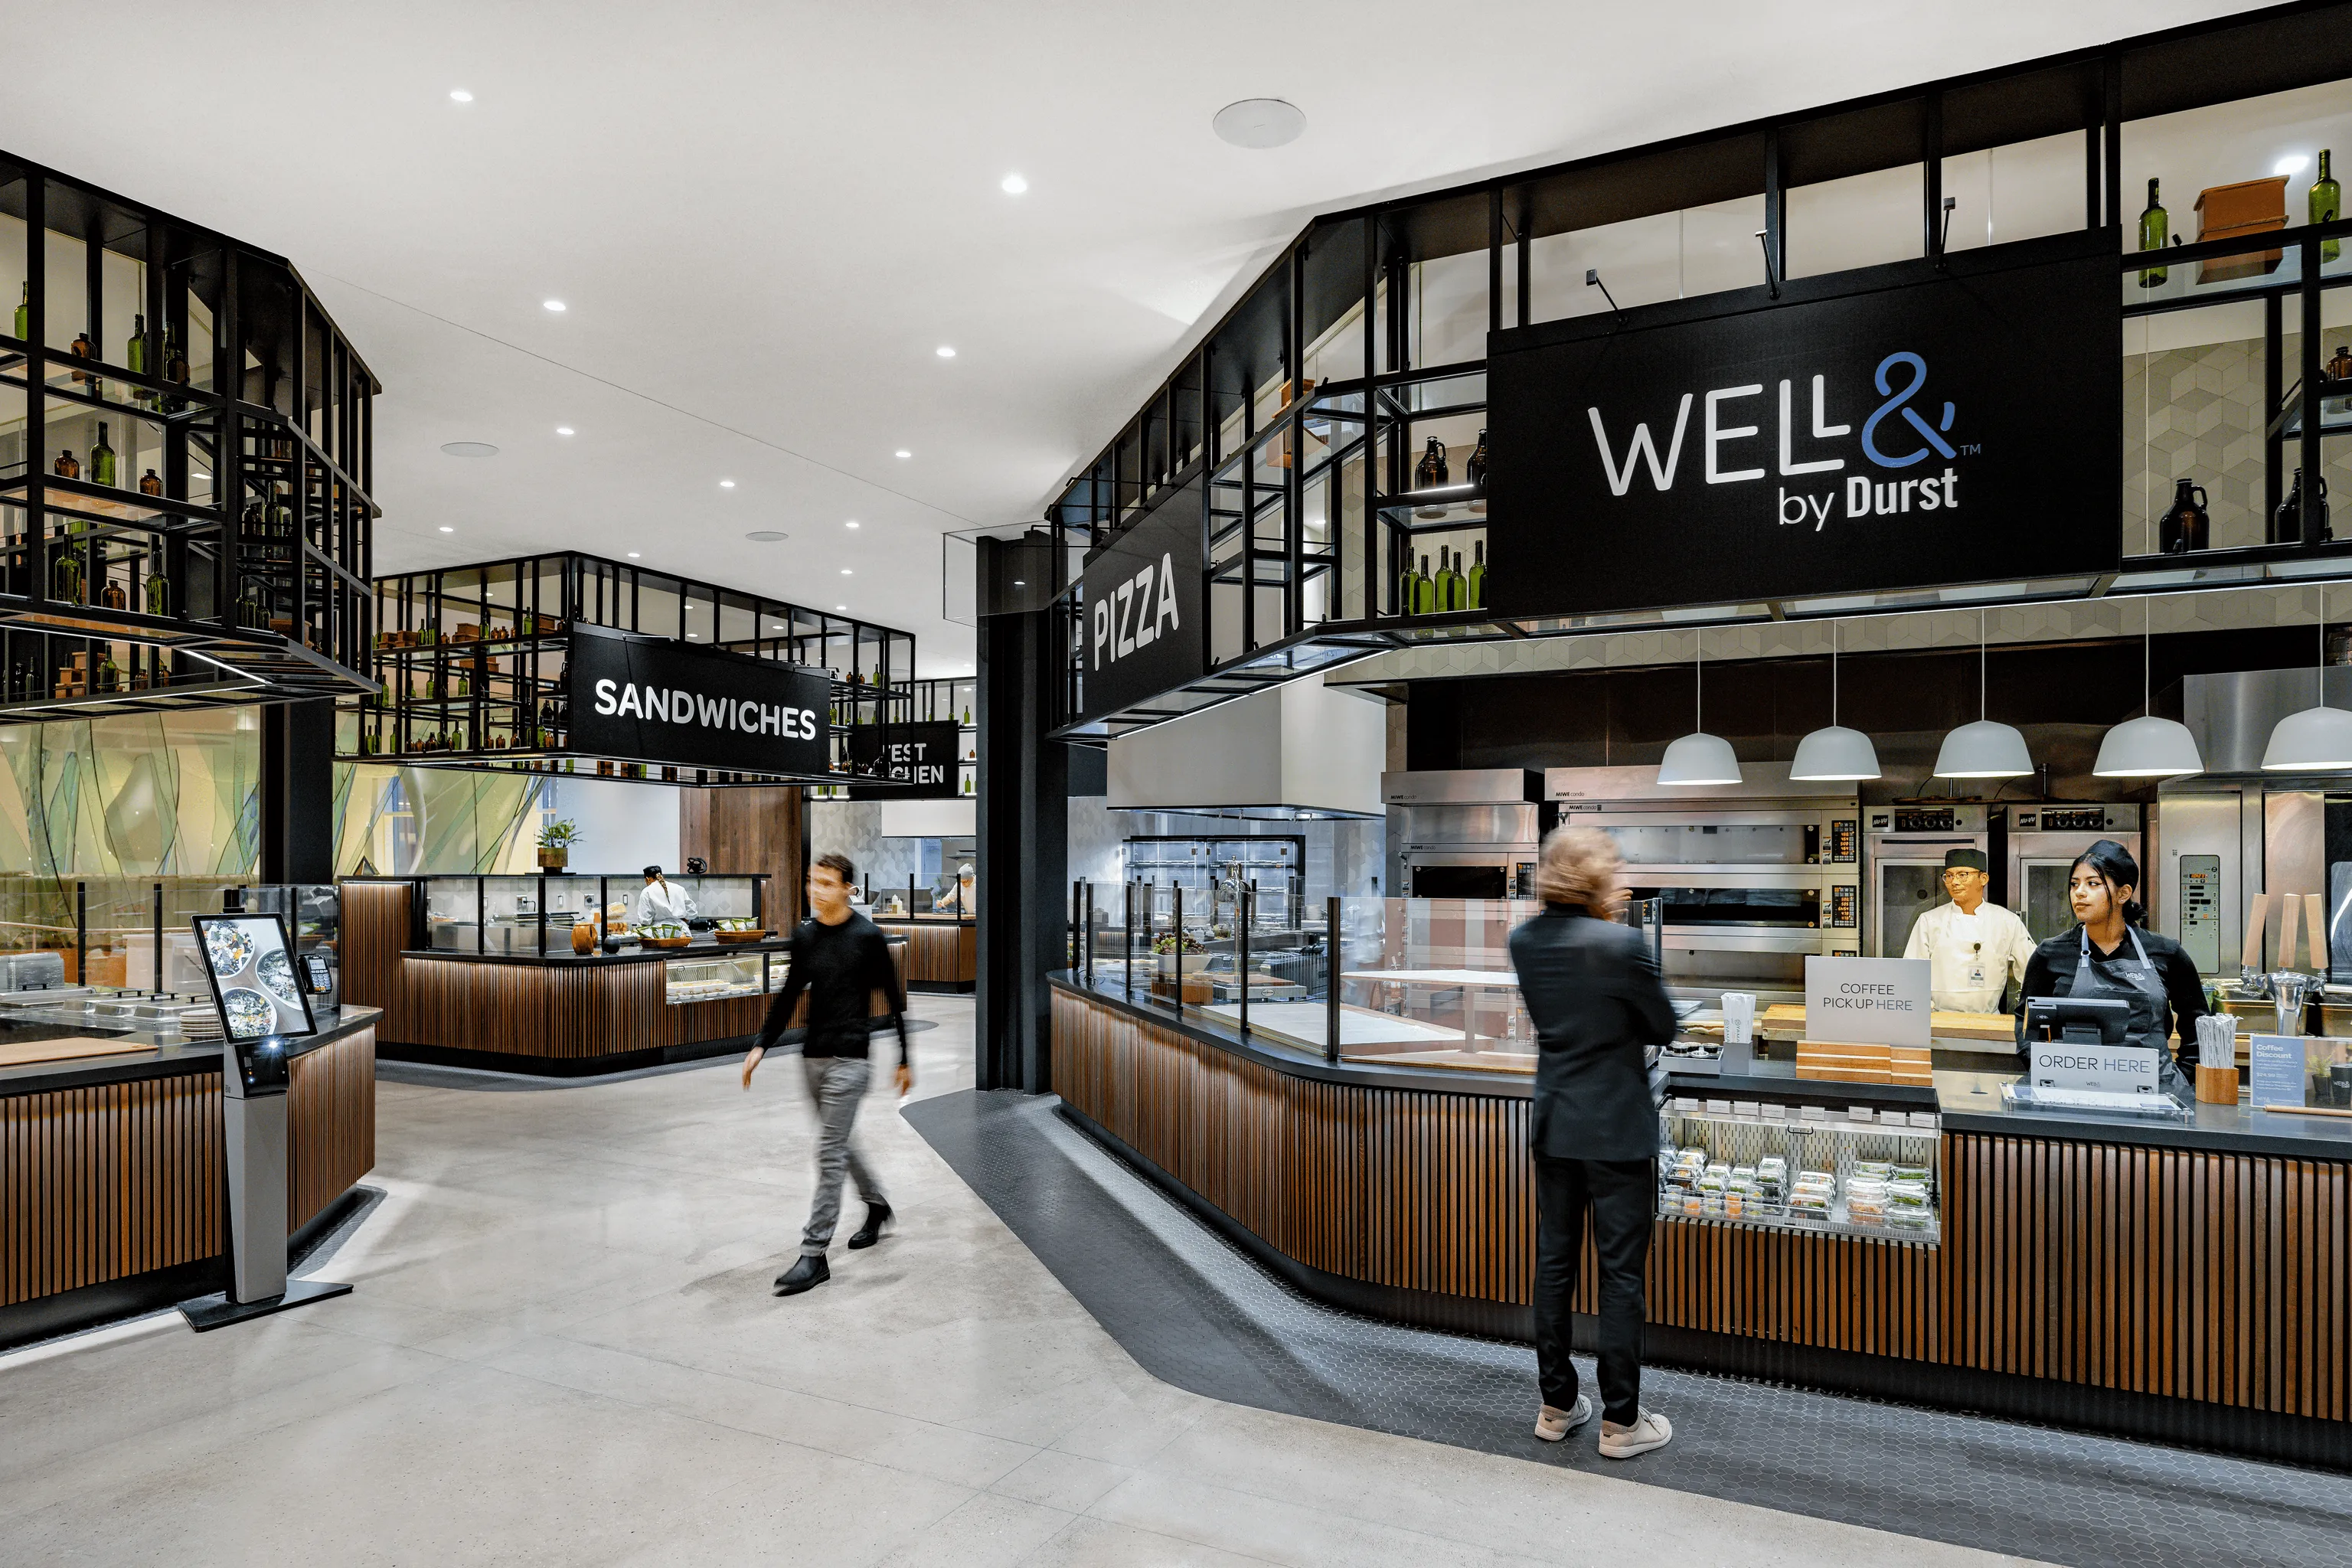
left=1076, top=479, right=1205, bottom=721
left=1485, top=234, right=2120, bottom=616
left=565, top=624, right=831, bottom=777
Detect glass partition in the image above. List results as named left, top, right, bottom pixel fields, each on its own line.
left=416, top=873, right=768, bottom=953
left=0, top=877, right=333, bottom=1001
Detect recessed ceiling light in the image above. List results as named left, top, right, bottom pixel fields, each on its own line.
left=936, top=345, right=956, bottom=358
left=626, top=551, right=640, bottom=558
left=2277, top=153, right=2312, bottom=176
left=835, top=605, right=847, bottom=612
left=840, top=568, right=853, bottom=576
left=687, top=633, right=697, bottom=639
left=1001, top=173, right=1028, bottom=194
left=845, top=520, right=859, bottom=529
left=543, top=299, right=567, bottom=312
left=1213, top=98, right=1306, bottom=149
left=894, top=449, right=911, bottom=459
left=719, top=479, right=736, bottom=488
left=746, top=530, right=787, bottom=542
left=555, top=426, right=574, bottom=436
left=439, top=441, right=498, bottom=458
left=449, top=89, right=473, bottom=103
left=439, top=525, right=454, bottom=533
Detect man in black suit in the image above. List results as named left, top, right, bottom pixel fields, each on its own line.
left=1508, top=826, right=1678, bottom=1459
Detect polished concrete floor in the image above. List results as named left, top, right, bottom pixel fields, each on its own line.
left=0, top=999, right=2040, bottom=1566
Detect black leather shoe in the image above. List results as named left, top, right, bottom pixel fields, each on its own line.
left=773, top=1254, right=829, bottom=1295
left=847, top=1201, right=893, bottom=1250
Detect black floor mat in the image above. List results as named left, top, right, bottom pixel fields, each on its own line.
left=905, top=1088, right=2352, bottom=1568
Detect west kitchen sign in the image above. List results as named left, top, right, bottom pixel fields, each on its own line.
left=1485, top=232, right=2121, bottom=615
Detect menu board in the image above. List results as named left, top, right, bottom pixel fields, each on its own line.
left=191, top=914, right=318, bottom=1041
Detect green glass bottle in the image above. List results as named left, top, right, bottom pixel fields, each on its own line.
left=1412, top=554, right=1436, bottom=616
left=1466, top=540, right=1487, bottom=611
left=1432, top=546, right=1461, bottom=612
left=2314, top=150, right=2341, bottom=265
left=1396, top=556, right=1421, bottom=616
left=90, top=422, right=116, bottom=488
left=51, top=528, right=81, bottom=603
left=144, top=543, right=170, bottom=617
left=2138, top=178, right=2169, bottom=289
left=126, top=314, right=150, bottom=407
left=12, top=282, right=27, bottom=341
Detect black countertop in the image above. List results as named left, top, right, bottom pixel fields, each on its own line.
left=0, top=1004, right=383, bottom=1097
left=1051, top=974, right=2352, bottom=1162
left=404, top=935, right=801, bottom=966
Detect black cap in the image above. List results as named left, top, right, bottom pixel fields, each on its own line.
left=642, top=864, right=663, bottom=879
left=1942, top=848, right=1988, bottom=872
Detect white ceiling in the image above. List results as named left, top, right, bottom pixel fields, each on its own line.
left=4, top=1, right=2262, bottom=674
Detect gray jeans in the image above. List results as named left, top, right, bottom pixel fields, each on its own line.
left=800, top=1055, right=886, bottom=1256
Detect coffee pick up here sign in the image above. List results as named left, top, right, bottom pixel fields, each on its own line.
left=1804, top=956, right=1932, bottom=1048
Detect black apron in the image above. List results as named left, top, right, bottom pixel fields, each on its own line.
left=2066, top=925, right=2189, bottom=1097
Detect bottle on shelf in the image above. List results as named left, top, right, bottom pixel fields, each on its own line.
left=145, top=544, right=170, bottom=618
left=2137, top=178, right=2171, bottom=289
left=2317, top=150, right=2342, bottom=265
left=52, top=447, right=79, bottom=480
left=96, top=649, right=121, bottom=693
left=126, top=313, right=148, bottom=377
left=1466, top=429, right=1488, bottom=515
left=11, top=283, right=26, bottom=341
left=1433, top=547, right=1461, bottom=612
left=1466, top=539, right=1487, bottom=610
left=162, top=328, right=188, bottom=412
left=68, top=326, right=94, bottom=382
left=100, top=573, right=128, bottom=612
left=2275, top=468, right=2335, bottom=544
left=1413, top=554, right=1436, bottom=616
left=1414, top=438, right=1450, bottom=518
left=90, top=422, right=116, bottom=488
left=51, top=527, right=81, bottom=603
left=139, top=468, right=162, bottom=497
left=1396, top=554, right=1423, bottom=617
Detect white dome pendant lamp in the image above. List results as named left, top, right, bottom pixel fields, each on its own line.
left=1658, top=628, right=1743, bottom=786
left=2262, top=582, right=2352, bottom=770
left=1789, top=619, right=1880, bottom=781
left=2094, top=599, right=2203, bottom=777
left=1934, top=609, right=2033, bottom=779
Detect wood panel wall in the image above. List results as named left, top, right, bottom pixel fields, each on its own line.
left=1053, top=986, right=2350, bottom=1422
left=877, top=922, right=977, bottom=985
left=680, top=786, right=804, bottom=928
left=2, top=1026, right=377, bottom=1309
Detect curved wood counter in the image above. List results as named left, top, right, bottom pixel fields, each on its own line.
left=2, top=1008, right=378, bottom=1351
left=1050, top=977, right=2351, bottom=1469
left=872, top=915, right=975, bottom=993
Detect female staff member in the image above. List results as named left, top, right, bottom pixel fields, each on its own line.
left=1508, top=826, right=1677, bottom=1459
left=2017, top=838, right=2207, bottom=1096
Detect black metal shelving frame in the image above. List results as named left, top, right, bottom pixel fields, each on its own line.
left=340, top=550, right=919, bottom=787
left=0, top=151, right=378, bottom=720
left=1036, top=2, right=2352, bottom=740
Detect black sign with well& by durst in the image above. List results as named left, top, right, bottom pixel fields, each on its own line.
left=564, top=624, right=831, bottom=776
left=847, top=720, right=961, bottom=799
left=1484, top=232, right=2122, bottom=616
left=1077, top=480, right=1206, bottom=723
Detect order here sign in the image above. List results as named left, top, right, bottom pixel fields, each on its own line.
left=1804, top=956, right=1932, bottom=1048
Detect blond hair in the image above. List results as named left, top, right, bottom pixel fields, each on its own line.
left=1536, top=825, right=1621, bottom=912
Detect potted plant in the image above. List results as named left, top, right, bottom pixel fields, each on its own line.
left=537, top=818, right=579, bottom=871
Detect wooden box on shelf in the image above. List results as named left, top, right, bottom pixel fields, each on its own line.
left=2195, top=175, right=2288, bottom=283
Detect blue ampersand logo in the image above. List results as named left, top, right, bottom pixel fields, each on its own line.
left=1860, top=351, right=1957, bottom=469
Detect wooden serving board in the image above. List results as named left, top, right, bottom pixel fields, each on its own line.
left=0, top=1034, right=153, bottom=1068
left=1761, top=1003, right=2015, bottom=1042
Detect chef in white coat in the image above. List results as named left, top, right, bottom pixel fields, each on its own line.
left=1901, top=848, right=2034, bottom=1014
left=633, top=864, right=698, bottom=927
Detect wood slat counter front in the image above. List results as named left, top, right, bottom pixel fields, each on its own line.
left=1049, top=978, right=2352, bottom=1469
left=344, top=880, right=906, bottom=1075
left=1, top=1007, right=378, bottom=1351
left=871, top=915, right=975, bottom=993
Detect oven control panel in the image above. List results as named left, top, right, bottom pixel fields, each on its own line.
left=1828, top=884, right=1858, bottom=928
left=1829, top=819, right=1857, bottom=863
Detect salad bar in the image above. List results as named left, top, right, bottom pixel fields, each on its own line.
left=341, top=875, right=903, bottom=1074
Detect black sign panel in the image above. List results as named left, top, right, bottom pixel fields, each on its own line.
left=847, top=720, right=961, bottom=799
left=1485, top=237, right=2121, bottom=616
left=564, top=624, right=830, bottom=776
left=1077, top=481, right=1205, bottom=721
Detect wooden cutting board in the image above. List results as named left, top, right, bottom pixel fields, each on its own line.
left=0, top=1034, right=155, bottom=1068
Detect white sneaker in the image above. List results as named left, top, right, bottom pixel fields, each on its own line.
left=1534, top=1395, right=1590, bottom=1442
left=1599, top=1408, right=1672, bottom=1459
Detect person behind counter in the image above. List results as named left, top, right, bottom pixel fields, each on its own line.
left=1508, top=825, right=1677, bottom=1460
left=634, top=864, right=698, bottom=927
left=1902, top=848, right=2035, bottom=1014
left=2017, top=838, right=2207, bottom=1096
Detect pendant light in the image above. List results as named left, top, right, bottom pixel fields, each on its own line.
left=1789, top=619, right=1880, bottom=781
left=1658, top=628, right=1742, bottom=786
left=2262, top=582, right=2352, bottom=770
left=1934, top=609, right=2032, bottom=778
left=2094, top=599, right=2203, bottom=777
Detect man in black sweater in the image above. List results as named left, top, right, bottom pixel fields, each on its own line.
left=742, top=851, right=912, bottom=1296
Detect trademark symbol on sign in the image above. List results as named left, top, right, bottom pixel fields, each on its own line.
left=1958, top=443, right=1983, bottom=456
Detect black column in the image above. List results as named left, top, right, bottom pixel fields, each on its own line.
left=259, top=699, right=335, bottom=884
left=974, top=539, right=1067, bottom=1093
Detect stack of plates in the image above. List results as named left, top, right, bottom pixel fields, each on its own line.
left=175, top=1004, right=224, bottom=1041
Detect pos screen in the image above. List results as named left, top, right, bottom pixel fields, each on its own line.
left=191, top=913, right=320, bottom=1041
